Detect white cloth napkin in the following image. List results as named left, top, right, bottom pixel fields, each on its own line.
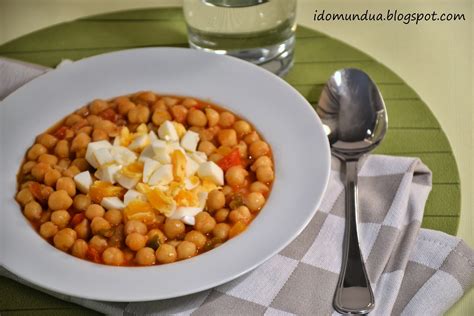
left=1, top=58, right=473, bottom=315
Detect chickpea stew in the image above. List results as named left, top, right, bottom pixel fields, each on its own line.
left=16, top=92, right=274, bottom=266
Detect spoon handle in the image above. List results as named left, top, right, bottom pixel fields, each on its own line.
left=333, top=160, right=375, bottom=314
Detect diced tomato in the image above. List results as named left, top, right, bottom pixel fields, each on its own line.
left=28, top=182, right=51, bottom=202
left=99, top=108, right=119, bottom=122
left=86, top=247, right=102, bottom=263
left=53, top=126, right=68, bottom=140
left=71, top=213, right=85, bottom=226
left=217, top=149, right=242, bottom=171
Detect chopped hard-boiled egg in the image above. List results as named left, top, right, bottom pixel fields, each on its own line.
left=197, top=161, right=224, bottom=186
left=124, top=189, right=146, bottom=205
left=185, top=156, right=200, bottom=177
left=85, top=140, right=112, bottom=168
left=152, top=140, right=171, bottom=164
left=188, top=151, right=207, bottom=164
left=128, top=134, right=150, bottom=151
left=95, top=164, right=121, bottom=184
left=182, top=216, right=196, bottom=226
left=94, top=147, right=114, bottom=166
left=111, top=146, right=137, bottom=166
left=74, top=171, right=92, bottom=193
left=139, top=145, right=155, bottom=162
left=158, top=120, right=179, bottom=141
left=142, top=157, right=160, bottom=183
left=148, top=164, right=173, bottom=186
left=101, top=196, right=125, bottom=210
left=169, top=206, right=202, bottom=220
left=181, top=130, right=200, bottom=152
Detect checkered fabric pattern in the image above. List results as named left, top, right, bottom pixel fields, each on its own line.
left=1, top=58, right=473, bottom=315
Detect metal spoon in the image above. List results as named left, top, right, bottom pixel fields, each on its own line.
left=317, top=68, right=388, bottom=314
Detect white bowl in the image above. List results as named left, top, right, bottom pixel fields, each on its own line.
left=0, top=48, right=330, bottom=302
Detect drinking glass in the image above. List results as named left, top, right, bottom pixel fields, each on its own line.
left=183, top=0, right=297, bottom=76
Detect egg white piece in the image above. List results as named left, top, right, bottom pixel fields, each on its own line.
left=148, top=164, right=173, bottom=186
left=115, top=173, right=140, bottom=190
left=85, top=140, right=112, bottom=168
left=197, top=161, right=224, bottom=186
left=101, top=197, right=125, bottom=210
left=142, top=157, right=161, bottom=183
left=182, top=215, right=196, bottom=226
left=124, top=189, right=146, bottom=205
left=158, top=120, right=179, bottom=142
left=169, top=206, right=202, bottom=220
left=73, top=171, right=92, bottom=193
left=93, top=147, right=114, bottom=167
left=188, top=151, right=208, bottom=164
left=95, top=164, right=121, bottom=184
left=128, top=134, right=150, bottom=151
left=180, top=130, right=200, bottom=152
left=110, top=146, right=137, bottom=166
left=185, top=156, right=200, bottom=177
left=138, top=145, right=155, bottom=162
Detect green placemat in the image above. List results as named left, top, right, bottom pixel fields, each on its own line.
left=0, top=7, right=461, bottom=315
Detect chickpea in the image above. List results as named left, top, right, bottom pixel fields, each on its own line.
left=256, top=166, right=274, bottom=183
left=207, top=190, right=226, bottom=211
left=39, top=221, right=58, bottom=239
left=213, top=223, right=231, bottom=240
left=73, top=194, right=91, bottom=211
left=91, top=217, right=111, bottom=235
left=104, top=209, right=122, bottom=226
left=54, top=140, right=69, bottom=159
left=199, top=127, right=219, bottom=142
left=71, top=239, right=88, bottom=259
left=163, top=218, right=185, bottom=239
left=128, top=105, right=150, bottom=124
left=155, top=244, right=177, bottom=264
left=147, top=229, right=167, bottom=246
left=214, top=208, right=229, bottom=223
left=205, top=108, right=220, bottom=127
left=235, top=141, right=248, bottom=158
left=94, top=120, right=117, bottom=136
left=27, top=144, right=47, bottom=161
left=151, top=109, right=172, bottom=126
left=217, top=129, right=238, bottom=147
left=102, top=247, right=125, bottom=266
left=249, top=181, right=270, bottom=194
left=244, top=131, right=260, bottom=145
left=177, top=241, right=197, bottom=260
left=65, top=114, right=84, bottom=127
left=185, top=230, right=207, bottom=250
left=48, top=190, right=72, bottom=211
left=56, top=177, right=76, bottom=197
left=38, top=154, right=58, bottom=166
left=71, top=132, right=91, bottom=152
left=78, top=126, right=93, bottom=136
left=222, top=186, right=233, bottom=197
left=75, top=218, right=90, bottom=240
left=170, top=105, right=188, bottom=123
left=197, top=141, right=216, bottom=156
left=51, top=210, right=71, bottom=228
left=151, top=99, right=167, bottom=112
left=124, top=220, right=147, bottom=235
left=163, top=97, right=178, bottom=106
left=85, top=204, right=105, bottom=220
left=225, top=166, right=248, bottom=187
left=92, top=128, right=108, bottom=141
left=24, top=201, right=42, bottom=221
left=57, top=158, right=71, bottom=169
left=219, top=111, right=235, bottom=128
left=126, top=232, right=147, bottom=251
left=245, top=192, right=266, bottom=212
left=251, top=156, right=272, bottom=171
left=136, top=91, right=157, bottom=104
left=36, top=133, right=58, bottom=149
left=89, top=99, right=109, bottom=115
left=22, top=161, right=36, bottom=174
left=89, top=235, right=108, bottom=253
left=71, top=158, right=89, bottom=172
left=187, top=109, right=208, bottom=127
left=53, top=228, right=77, bottom=251
left=249, top=140, right=270, bottom=158
left=182, top=98, right=198, bottom=107
left=86, top=115, right=101, bottom=126
left=229, top=206, right=251, bottom=224
left=233, top=120, right=252, bottom=137
left=16, top=188, right=34, bottom=206
left=31, top=162, right=50, bottom=182
left=194, top=212, right=216, bottom=234
left=135, top=247, right=156, bottom=266
left=116, top=97, right=136, bottom=115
